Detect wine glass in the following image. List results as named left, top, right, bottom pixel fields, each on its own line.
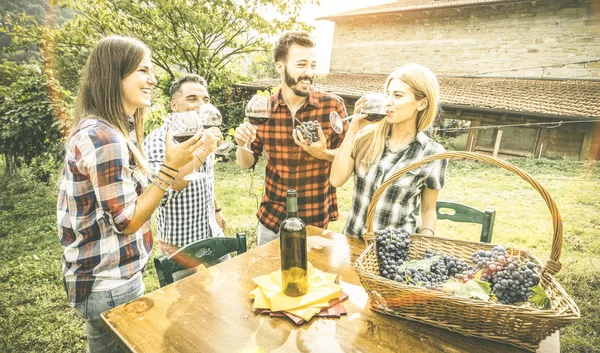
left=239, top=95, right=271, bottom=153
left=200, top=103, right=233, bottom=156
left=199, top=103, right=222, bottom=129
left=169, top=111, right=205, bottom=181
left=329, top=93, right=388, bottom=134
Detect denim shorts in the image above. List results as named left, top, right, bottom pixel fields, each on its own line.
left=74, top=274, right=144, bottom=322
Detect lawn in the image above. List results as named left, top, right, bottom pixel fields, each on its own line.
left=0, top=156, right=598, bottom=352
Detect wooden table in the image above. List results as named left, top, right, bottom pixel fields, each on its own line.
left=101, top=226, right=559, bottom=353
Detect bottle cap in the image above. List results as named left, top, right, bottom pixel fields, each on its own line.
left=287, top=189, right=297, bottom=197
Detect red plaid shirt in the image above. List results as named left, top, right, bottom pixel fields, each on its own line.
left=251, top=88, right=348, bottom=233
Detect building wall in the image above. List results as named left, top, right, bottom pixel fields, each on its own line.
left=329, top=0, right=599, bottom=79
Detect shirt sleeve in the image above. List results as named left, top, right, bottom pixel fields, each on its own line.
left=77, top=125, right=138, bottom=233
left=249, top=132, right=263, bottom=169
left=143, top=127, right=180, bottom=205
left=425, top=144, right=448, bottom=190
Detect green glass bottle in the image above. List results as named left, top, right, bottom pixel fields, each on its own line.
left=279, top=189, right=308, bottom=296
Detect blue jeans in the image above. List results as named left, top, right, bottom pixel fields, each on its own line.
left=258, top=222, right=280, bottom=246
left=74, top=274, right=144, bottom=353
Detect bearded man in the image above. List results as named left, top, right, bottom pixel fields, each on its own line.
left=234, top=31, right=348, bottom=245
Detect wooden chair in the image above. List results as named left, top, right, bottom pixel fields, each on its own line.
left=154, top=233, right=247, bottom=287
left=415, top=201, right=496, bottom=243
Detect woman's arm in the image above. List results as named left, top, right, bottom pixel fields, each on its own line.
left=330, top=98, right=374, bottom=187
left=123, top=129, right=205, bottom=235
left=329, top=128, right=358, bottom=187
left=419, top=187, right=439, bottom=235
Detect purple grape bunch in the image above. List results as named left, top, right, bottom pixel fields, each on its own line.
left=294, top=120, right=320, bottom=145
left=471, top=246, right=541, bottom=304
left=375, top=228, right=411, bottom=280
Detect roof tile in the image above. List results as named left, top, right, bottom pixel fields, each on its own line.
left=318, top=0, right=527, bottom=20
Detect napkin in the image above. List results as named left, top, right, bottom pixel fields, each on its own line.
left=250, top=263, right=347, bottom=323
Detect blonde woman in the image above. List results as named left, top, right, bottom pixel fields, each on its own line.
left=57, top=36, right=204, bottom=352
left=330, top=63, right=447, bottom=239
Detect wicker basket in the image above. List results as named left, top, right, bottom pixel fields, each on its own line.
left=354, top=151, right=580, bottom=352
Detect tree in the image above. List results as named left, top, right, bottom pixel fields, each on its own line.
left=3, top=0, right=317, bottom=92
left=0, top=64, right=69, bottom=175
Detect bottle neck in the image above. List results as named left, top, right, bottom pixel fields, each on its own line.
left=286, top=195, right=298, bottom=218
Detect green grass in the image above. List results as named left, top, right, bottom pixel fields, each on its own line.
left=1, top=157, right=599, bottom=352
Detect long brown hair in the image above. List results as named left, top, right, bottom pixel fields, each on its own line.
left=70, top=36, right=151, bottom=175
left=354, top=63, right=440, bottom=175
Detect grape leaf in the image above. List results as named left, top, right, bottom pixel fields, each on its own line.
left=442, top=279, right=491, bottom=301
left=399, top=256, right=441, bottom=271
left=528, top=285, right=551, bottom=310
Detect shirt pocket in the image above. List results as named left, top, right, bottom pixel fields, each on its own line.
left=394, top=167, right=422, bottom=188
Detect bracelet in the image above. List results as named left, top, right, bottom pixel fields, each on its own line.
left=214, top=207, right=222, bottom=213
left=152, top=178, right=169, bottom=192
left=159, top=169, right=176, bottom=180
left=194, top=147, right=209, bottom=162
left=419, top=227, right=435, bottom=236
left=161, top=163, right=179, bottom=173
left=155, top=173, right=172, bottom=186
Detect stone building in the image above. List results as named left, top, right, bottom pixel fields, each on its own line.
left=237, top=0, right=600, bottom=159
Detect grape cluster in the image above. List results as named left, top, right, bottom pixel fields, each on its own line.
left=471, top=246, right=541, bottom=304
left=376, top=228, right=411, bottom=280
left=426, top=250, right=475, bottom=282
left=294, top=120, right=320, bottom=145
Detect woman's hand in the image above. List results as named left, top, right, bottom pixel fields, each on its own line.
left=349, top=97, right=378, bottom=133
left=163, top=129, right=205, bottom=170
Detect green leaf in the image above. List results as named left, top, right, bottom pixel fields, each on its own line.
left=528, top=285, right=551, bottom=310
left=442, top=279, right=491, bottom=301
left=400, top=255, right=441, bottom=271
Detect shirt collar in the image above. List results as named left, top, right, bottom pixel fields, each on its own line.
left=415, top=131, right=429, bottom=146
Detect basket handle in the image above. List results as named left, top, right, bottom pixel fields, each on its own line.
left=364, top=151, right=563, bottom=275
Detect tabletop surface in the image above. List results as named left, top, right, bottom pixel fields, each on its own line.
left=101, top=226, right=558, bottom=353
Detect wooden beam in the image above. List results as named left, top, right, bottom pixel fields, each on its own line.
left=466, top=121, right=481, bottom=152
left=580, top=123, right=595, bottom=160
left=492, top=130, right=503, bottom=157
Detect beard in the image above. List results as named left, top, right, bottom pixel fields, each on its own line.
left=284, top=67, right=313, bottom=97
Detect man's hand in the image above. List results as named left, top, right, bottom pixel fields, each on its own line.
left=293, top=125, right=328, bottom=160
left=215, top=211, right=227, bottom=232
left=234, top=122, right=257, bottom=147
left=202, top=127, right=224, bottom=154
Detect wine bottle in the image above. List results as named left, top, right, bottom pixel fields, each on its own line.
left=279, top=189, right=308, bottom=297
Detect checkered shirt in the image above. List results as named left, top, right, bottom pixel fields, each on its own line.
left=57, top=119, right=153, bottom=306
left=143, top=116, right=222, bottom=248
left=344, top=132, right=447, bottom=238
left=250, top=88, right=348, bottom=233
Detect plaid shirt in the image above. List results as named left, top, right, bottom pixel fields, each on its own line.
left=57, top=119, right=152, bottom=306
left=344, top=132, right=447, bottom=238
left=250, top=88, right=348, bottom=233
left=143, top=117, right=221, bottom=247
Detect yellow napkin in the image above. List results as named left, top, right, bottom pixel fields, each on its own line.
left=250, top=262, right=341, bottom=321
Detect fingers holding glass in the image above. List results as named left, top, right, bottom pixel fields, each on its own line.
left=329, top=93, right=388, bottom=134
left=239, top=95, right=270, bottom=153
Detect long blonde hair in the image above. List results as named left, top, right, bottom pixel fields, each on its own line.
left=353, top=63, right=440, bottom=174
left=70, top=36, right=151, bottom=176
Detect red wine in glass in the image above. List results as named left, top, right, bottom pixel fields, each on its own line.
left=247, top=114, right=269, bottom=125
left=173, top=132, right=196, bottom=143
